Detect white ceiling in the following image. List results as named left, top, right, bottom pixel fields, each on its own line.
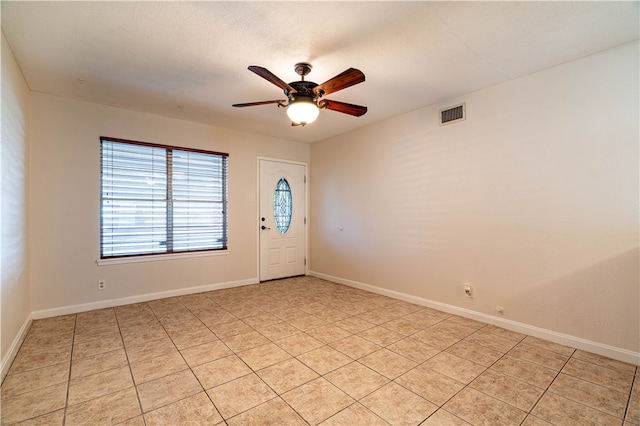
left=2, top=1, right=638, bottom=143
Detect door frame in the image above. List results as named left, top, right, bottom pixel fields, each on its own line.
left=256, top=157, right=309, bottom=281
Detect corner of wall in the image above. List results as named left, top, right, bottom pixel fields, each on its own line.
left=1, top=31, right=33, bottom=382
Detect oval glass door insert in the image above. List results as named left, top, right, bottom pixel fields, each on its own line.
left=274, top=178, right=293, bottom=234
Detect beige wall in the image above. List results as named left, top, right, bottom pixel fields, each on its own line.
left=310, top=42, right=639, bottom=354
left=1, top=34, right=31, bottom=371
left=29, top=93, right=309, bottom=313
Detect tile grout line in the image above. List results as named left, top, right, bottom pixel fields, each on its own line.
left=395, top=323, right=537, bottom=425
left=61, top=313, right=78, bottom=426
left=561, top=353, right=638, bottom=409
left=79, top=307, right=144, bottom=425
left=185, top=298, right=243, bottom=424
left=194, top=291, right=396, bottom=424
left=305, top=304, right=502, bottom=423
left=415, top=327, right=506, bottom=425
left=522, top=347, right=639, bottom=423
left=520, top=347, right=576, bottom=425
left=553, top=350, right=636, bottom=422
left=472, top=330, right=534, bottom=423
left=621, top=366, right=638, bottom=424
left=188, top=293, right=313, bottom=425
left=118, top=302, right=155, bottom=425
left=172, top=294, right=285, bottom=424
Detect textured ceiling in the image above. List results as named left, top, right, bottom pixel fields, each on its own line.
left=2, top=1, right=638, bottom=143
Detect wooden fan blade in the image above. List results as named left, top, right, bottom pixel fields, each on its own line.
left=248, top=66, right=296, bottom=93
left=313, top=68, right=365, bottom=96
left=321, top=99, right=367, bottom=117
left=232, top=100, right=286, bottom=107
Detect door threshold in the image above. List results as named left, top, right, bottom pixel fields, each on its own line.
left=259, top=274, right=306, bottom=283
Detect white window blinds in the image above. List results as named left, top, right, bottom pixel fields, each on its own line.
left=100, top=138, right=228, bottom=258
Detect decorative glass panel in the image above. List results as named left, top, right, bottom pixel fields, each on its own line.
left=274, top=178, right=292, bottom=234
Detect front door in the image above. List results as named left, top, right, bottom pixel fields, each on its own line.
left=259, top=159, right=306, bottom=281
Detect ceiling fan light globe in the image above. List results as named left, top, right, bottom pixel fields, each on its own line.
left=287, top=97, right=319, bottom=125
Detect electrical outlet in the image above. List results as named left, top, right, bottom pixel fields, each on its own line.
left=464, top=283, right=472, bottom=298
left=97, top=280, right=106, bottom=291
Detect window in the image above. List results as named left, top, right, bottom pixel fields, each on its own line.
left=100, top=137, right=228, bottom=259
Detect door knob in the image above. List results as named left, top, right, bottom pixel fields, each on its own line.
left=261, top=225, right=270, bottom=230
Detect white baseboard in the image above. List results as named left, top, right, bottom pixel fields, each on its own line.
left=1, top=314, right=32, bottom=382
left=18, top=271, right=640, bottom=366
left=31, top=277, right=259, bottom=319
left=309, top=271, right=640, bottom=366
left=3, top=278, right=258, bottom=382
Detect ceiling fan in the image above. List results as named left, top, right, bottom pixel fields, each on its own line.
left=232, top=62, right=367, bottom=126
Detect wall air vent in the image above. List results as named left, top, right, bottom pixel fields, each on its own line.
left=439, top=103, right=465, bottom=125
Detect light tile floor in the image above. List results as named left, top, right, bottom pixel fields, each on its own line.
left=1, top=276, right=638, bottom=425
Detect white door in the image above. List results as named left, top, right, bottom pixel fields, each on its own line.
left=259, top=159, right=306, bottom=281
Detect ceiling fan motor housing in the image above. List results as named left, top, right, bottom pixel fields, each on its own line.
left=287, top=81, right=320, bottom=101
